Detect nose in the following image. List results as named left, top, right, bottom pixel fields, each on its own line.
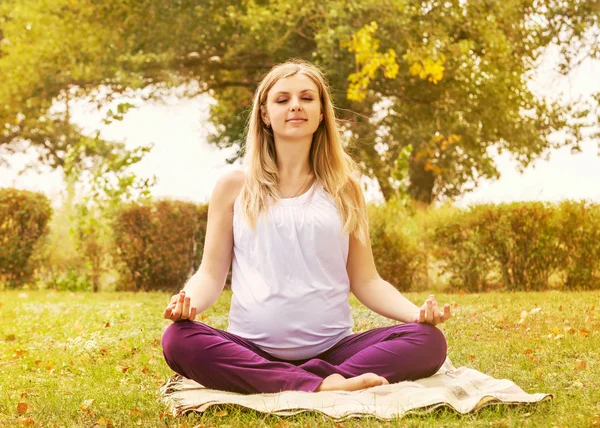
left=290, top=97, right=303, bottom=111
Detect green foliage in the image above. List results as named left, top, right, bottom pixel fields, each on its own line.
left=471, top=203, right=561, bottom=291
left=554, top=200, right=600, bottom=290
left=1, top=0, right=597, bottom=206
left=367, top=197, right=428, bottom=291
left=430, top=208, right=494, bottom=292
left=0, top=188, right=52, bottom=288
left=431, top=201, right=600, bottom=292
left=112, top=200, right=208, bottom=292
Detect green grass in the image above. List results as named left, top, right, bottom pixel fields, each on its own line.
left=0, top=290, right=599, bottom=427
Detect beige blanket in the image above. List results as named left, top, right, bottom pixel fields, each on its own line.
left=160, top=358, right=552, bottom=420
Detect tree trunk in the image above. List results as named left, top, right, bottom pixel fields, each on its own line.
left=407, top=152, right=435, bottom=206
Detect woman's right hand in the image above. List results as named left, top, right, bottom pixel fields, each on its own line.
left=163, top=290, right=197, bottom=322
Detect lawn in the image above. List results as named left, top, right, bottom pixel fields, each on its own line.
left=0, top=290, right=598, bottom=427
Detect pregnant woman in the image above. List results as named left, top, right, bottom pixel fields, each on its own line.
left=161, top=59, right=451, bottom=394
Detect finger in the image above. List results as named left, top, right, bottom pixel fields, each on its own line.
left=172, top=292, right=185, bottom=319
left=163, top=306, right=172, bottom=319
left=426, top=298, right=434, bottom=322
left=418, top=307, right=426, bottom=323
left=432, top=300, right=441, bottom=319
left=181, top=296, right=191, bottom=319
left=442, top=304, right=452, bottom=320
left=188, top=307, right=197, bottom=321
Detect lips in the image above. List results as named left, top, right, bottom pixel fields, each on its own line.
left=286, top=118, right=307, bottom=122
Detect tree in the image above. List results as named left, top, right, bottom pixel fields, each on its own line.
left=1, top=0, right=598, bottom=204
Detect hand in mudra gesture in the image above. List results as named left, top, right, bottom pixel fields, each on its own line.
left=414, top=294, right=451, bottom=326
left=163, top=290, right=197, bottom=322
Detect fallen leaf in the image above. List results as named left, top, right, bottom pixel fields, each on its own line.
left=20, top=417, right=35, bottom=426
left=34, top=360, right=41, bottom=367
left=140, top=366, right=150, bottom=375
left=554, top=334, right=564, bottom=341
left=99, top=348, right=108, bottom=356
left=80, top=399, right=94, bottom=411
left=130, top=408, right=142, bottom=416
left=580, top=329, right=589, bottom=337
left=530, top=308, right=541, bottom=314
left=468, top=353, right=476, bottom=361
left=214, top=410, right=228, bottom=417
left=5, top=334, right=16, bottom=341
left=553, top=327, right=559, bottom=335
left=105, top=322, right=110, bottom=328
left=575, top=359, right=586, bottom=370
left=558, top=305, right=562, bottom=311
left=14, top=349, right=27, bottom=358
left=17, top=402, right=29, bottom=415
left=524, top=349, right=533, bottom=355
left=564, top=327, right=576, bottom=334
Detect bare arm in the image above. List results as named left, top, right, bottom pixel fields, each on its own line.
left=346, top=201, right=451, bottom=325
left=164, top=170, right=245, bottom=321
left=347, top=233, right=422, bottom=323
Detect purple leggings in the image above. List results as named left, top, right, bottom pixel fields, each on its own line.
left=162, top=321, right=447, bottom=394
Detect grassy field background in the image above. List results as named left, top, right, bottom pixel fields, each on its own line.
left=0, top=290, right=598, bottom=427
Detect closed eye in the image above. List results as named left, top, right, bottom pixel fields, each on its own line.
left=276, top=97, right=313, bottom=103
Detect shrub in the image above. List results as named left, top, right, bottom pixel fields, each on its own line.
left=471, top=203, right=561, bottom=291
left=112, top=199, right=208, bottom=292
left=430, top=208, right=495, bottom=292
left=0, top=188, right=53, bottom=288
left=554, top=200, right=600, bottom=290
left=368, top=198, right=428, bottom=291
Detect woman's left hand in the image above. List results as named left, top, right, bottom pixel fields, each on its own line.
left=414, top=294, right=451, bottom=326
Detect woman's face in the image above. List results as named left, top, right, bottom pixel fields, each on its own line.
left=262, top=73, right=323, bottom=140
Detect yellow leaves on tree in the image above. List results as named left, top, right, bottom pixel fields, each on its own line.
left=414, top=133, right=462, bottom=176
left=341, top=21, right=399, bottom=102
left=404, top=48, right=446, bottom=84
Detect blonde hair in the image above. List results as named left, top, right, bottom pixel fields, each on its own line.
left=239, top=59, right=369, bottom=244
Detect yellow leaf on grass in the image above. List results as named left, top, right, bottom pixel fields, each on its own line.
left=214, top=410, right=228, bottom=417
left=575, top=359, right=587, bottom=370
left=80, top=399, right=94, bottom=411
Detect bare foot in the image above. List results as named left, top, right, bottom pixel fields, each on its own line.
left=316, top=373, right=389, bottom=392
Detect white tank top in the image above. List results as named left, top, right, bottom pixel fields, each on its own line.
left=227, top=179, right=354, bottom=360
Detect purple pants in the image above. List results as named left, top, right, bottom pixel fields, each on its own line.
left=162, top=321, right=447, bottom=394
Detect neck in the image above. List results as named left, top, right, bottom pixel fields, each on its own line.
left=274, top=135, right=312, bottom=181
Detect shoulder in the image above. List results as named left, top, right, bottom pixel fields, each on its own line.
left=210, top=168, right=247, bottom=207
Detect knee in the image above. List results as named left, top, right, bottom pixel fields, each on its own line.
left=161, top=320, right=205, bottom=360
left=419, top=323, right=448, bottom=370
left=426, top=324, right=448, bottom=371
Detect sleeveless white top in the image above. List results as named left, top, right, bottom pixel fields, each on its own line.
left=227, top=180, right=354, bottom=360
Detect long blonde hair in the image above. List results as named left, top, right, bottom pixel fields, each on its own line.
left=239, top=59, right=369, bottom=244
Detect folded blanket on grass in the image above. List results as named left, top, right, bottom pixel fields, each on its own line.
left=160, top=358, right=552, bottom=421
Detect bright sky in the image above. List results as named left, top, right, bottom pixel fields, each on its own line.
left=1, top=47, right=599, bottom=208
